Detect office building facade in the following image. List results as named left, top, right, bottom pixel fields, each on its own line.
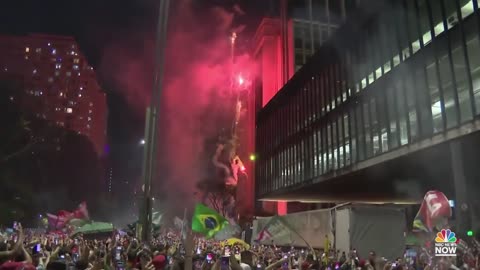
left=0, top=34, right=107, bottom=156
left=255, top=0, right=480, bottom=226
left=251, top=0, right=358, bottom=214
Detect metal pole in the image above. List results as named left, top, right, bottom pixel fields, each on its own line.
left=140, top=0, right=170, bottom=243
left=308, top=0, right=314, bottom=53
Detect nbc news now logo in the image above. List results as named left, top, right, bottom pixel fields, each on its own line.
left=435, top=229, right=458, bottom=257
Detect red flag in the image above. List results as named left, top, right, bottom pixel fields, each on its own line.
left=72, top=201, right=89, bottom=220
left=58, top=210, right=72, bottom=218
left=47, top=202, right=90, bottom=230
left=46, top=213, right=67, bottom=230
left=413, top=190, right=451, bottom=232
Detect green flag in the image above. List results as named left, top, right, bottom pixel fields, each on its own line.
left=191, top=203, right=228, bottom=238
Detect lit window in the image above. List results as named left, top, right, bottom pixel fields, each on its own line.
left=89, top=102, right=93, bottom=106
left=48, top=43, right=51, bottom=46
left=55, top=63, right=61, bottom=69
left=88, top=117, right=91, bottom=121
left=79, top=86, right=83, bottom=90
left=25, top=56, right=28, bottom=60
left=36, top=48, right=41, bottom=53
left=4, top=67, right=7, bottom=71
left=66, top=108, right=73, bottom=113
left=87, top=124, right=91, bottom=129
left=40, top=91, right=43, bottom=95
left=48, top=77, right=53, bottom=83
left=73, top=65, right=79, bottom=70
left=74, top=58, right=80, bottom=64
left=25, top=47, right=30, bottom=52
left=52, top=49, right=56, bottom=55
left=88, top=110, right=92, bottom=114
left=77, top=72, right=81, bottom=76
left=71, top=51, right=75, bottom=55
left=55, top=71, right=60, bottom=76
left=33, top=69, right=37, bottom=74
left=59, top=92, right=63, bottom=96
left=78, top=94, right=82, bottom=97
left=66, top=71, right=71, bottom=76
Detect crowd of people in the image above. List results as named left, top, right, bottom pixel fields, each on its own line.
left=0, top=223, right=479, bottom=270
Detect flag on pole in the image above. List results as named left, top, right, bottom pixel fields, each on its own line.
left=413, top=190, right=451, bottom=232
left=181, top=208, right=188, bottom=241
left=152, top=212, right=163, bottom=226
left=255, top=216, right=291, bottom=243
left=191, top=203, right=228, bottom=238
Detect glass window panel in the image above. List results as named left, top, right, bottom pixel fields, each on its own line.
left=356, top=105, right=365, bottom=160
left=396, top=1, right=411, bottom=61
left=450, top=31, right=473, bottom=123
left=442, top=0, right=459, bottom=30
left=387, top=85, right=399, bottom=149
left=459, top=0, right=474, bottom=18
left=344, top=112, right=350, bottom=166
left=380, top=13, right=394, bottom=72
left=370, top=98, right=380, bottom=155
left=330, top=0, right=342, bottom=17
left=294, top=25, right=303, bottom=49
left=332, top=121, right=338, bottom=170
left=312, top=0, right=327, bottom=21
left=363, top=101, right=373, bottom=158
left=376, top=91, right=389, bottom=152
left=349, top=108, right=357, bottom=163
left=404, top=72, right=419, bottom=141
left=465, top=32, right=480, bottom=115
left=415, top=66, right=434, bottom=136
left=429, top=0, right=446, bottom=36
left=437, top=48, right=459, bottom=129
left=326, top=124, right=331, bottom=171
left=338, top=116, right=345, bottom=169
left=425, top=59, right=444, bottom=132
left=394, top=76, right=409, bottom=145
left=418, top=0, right=433, bottom=46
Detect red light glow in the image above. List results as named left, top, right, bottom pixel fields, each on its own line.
left=238, top=76, right=244, bottom=85
left=240, top=166, right=246, bottom=171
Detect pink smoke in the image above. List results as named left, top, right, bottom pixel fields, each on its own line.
left=98, top=0, right=257, bottom=210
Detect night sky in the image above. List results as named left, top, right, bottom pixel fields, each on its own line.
left=0, top=0, right=270, bottom=207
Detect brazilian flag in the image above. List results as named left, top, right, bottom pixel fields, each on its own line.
left=191, top=203, right=228, bottom=238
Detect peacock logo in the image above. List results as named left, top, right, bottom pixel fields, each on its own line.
left=434, top=229, right=458, bottom=257
left=435, top=229, right=457, bottom=243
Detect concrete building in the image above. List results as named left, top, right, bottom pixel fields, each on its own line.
left=255, top=0, right=480, bottom=235
left=0, top=34, right=107, bottom=156
left=250, top=0, right=358, bottom=214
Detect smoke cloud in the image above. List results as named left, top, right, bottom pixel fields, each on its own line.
left=98, top=0, right=256, bottom=213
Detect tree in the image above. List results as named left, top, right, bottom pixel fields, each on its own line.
left=192, top=90, right=241, bottom=220
left=0, top=78, right=105, bottom=226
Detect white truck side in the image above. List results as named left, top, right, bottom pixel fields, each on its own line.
left=252, top=204, right=406, bottom=260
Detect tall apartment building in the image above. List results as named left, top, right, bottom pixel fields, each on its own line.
left=0, top=34, right=107, bottom=156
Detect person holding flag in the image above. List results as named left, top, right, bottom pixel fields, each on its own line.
left=191, top=203, right=229, bottom=239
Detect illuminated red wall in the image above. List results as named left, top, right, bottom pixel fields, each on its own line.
left=252, top=18, right=295, bottom=216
